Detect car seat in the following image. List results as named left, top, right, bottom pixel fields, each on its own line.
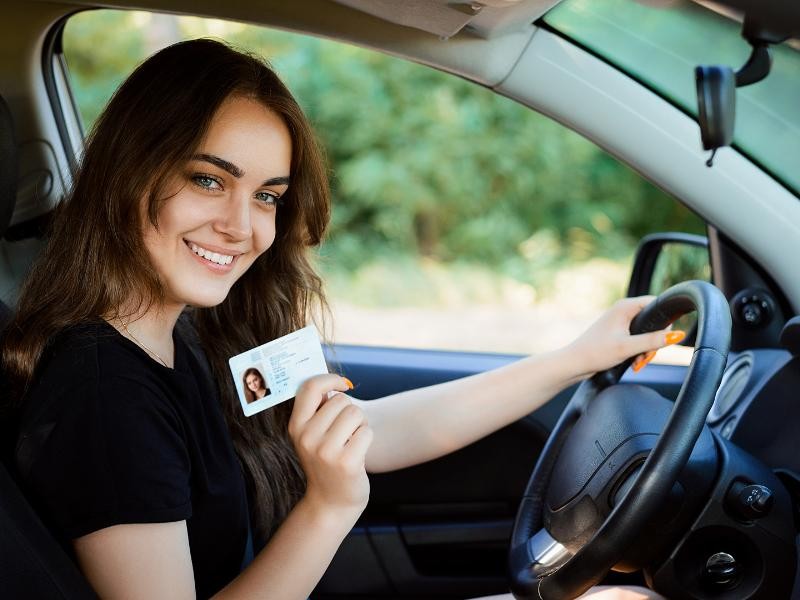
left=0, top=92, right=98, bottom=599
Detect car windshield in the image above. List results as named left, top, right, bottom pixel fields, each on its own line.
left=544, top=0, right=800, bottom=198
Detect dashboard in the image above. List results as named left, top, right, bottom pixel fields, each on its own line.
left=709, top=319, right=800, bottom=477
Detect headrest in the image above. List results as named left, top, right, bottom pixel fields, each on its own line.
left=0, top=94, right=18, bottom=238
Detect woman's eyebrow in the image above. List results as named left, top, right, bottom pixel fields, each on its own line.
left=193, top=153, right=243, bottom=178
left=263, top=176, right=290, bottom=187
left=192, top=153, right=290, bottom=187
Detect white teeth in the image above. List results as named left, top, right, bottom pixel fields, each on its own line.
left=188, top=242, right=234, bottom=266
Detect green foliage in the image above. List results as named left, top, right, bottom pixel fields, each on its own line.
left=266, top=30, right=705, bottom=276
left=64, top=11, right=148, bottom=127
left=63, top=10, right=706, bottom=305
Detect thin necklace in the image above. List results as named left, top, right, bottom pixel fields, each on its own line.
left=120, top=320, right=170, bottom=368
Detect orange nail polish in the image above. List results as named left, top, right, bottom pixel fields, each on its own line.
left=665, top=331, right=686, bottom=345
left=632, top=351, right=657, bottom=373
left=342, top=377, right=354, bottom=390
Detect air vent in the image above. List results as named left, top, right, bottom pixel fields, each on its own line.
left=708, top=353, right=753, bottom=424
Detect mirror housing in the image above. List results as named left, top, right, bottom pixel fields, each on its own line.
left=628, top=232, right=710, bottom=298
left=695, top=66, right=735, bottom=152
left=694, top=13, right=788, bottom=165
left=628, top=233, right=710, bottom=346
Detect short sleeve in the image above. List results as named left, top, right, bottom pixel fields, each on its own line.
left=22, top=376, right=192, bottom=540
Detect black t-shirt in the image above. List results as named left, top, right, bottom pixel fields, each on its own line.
left=14, top=319, right=250, bottom=599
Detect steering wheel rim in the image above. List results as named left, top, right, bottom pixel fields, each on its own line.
left=509, top=280, right=732, bottom=600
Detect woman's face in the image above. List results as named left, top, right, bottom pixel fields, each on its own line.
left=245, top=373, right=263, bottom=392
left=143, top=95, right=292, bottom=309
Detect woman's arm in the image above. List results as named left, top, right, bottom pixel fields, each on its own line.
left=72, top=501, right=362, bottom=600
left=216, top=373, right=372, bottom=599
left=74, top=521, right=196, bottom=599
left=214, top=498, right=361, bottom=599
left=356, top=297, right=679, bottom=473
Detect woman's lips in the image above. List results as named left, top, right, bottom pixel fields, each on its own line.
left=185, top=240, right=238, bottom=273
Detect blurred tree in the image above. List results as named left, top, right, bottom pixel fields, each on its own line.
left=64, top=11, right=147, bottom=127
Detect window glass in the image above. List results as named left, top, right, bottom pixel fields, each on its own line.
left=63, top=10, right=705, bottom=360
left=545, top=0, right=800, bottom=197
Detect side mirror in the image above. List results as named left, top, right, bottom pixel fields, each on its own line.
left=628, top=232, right=710, bottom=298
left=628, top=233, right=710, bottom=345
left=695, top=66, right=735, bottom=155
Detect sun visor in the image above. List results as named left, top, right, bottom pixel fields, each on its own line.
left=331, top=0, right=525, bottom=38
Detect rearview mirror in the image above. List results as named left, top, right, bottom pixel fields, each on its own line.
left=694, top=13, right=788, bottom=166
left=695, top=66, right=735, bottom=158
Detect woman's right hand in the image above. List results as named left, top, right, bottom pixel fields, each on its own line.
left=288, top=374, right=373, bottom=517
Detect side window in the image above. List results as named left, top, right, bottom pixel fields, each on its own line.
left=63, top=10, right=706, bottom=359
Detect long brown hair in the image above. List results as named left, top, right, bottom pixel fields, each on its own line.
left=2, top=39, right=331, bottom=543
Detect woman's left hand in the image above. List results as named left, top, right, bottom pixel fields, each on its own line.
left=565, top=295, right=685, bottom=378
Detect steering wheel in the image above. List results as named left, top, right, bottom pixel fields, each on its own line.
left=509, top=281, right=732, bottom=600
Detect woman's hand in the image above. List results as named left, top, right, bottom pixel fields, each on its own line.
left=565, top=296, right=685, bottom=378
left=288, top=374, right=373, bottom=518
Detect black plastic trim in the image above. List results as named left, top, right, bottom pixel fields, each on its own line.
left=709, top=226, right=792, bottom=350
left=40, top=13, right=81, bottom=175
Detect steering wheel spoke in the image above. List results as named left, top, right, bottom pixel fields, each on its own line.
left=527, top=528, right=572, bottom=578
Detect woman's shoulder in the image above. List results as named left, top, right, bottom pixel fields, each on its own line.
left=16, top=320, right=188, bottom=481
left=31, top=321, right=107, bottom=391
left=21, top=320, right=175, bottom=432
left=40, top=320, right=156, bottom=386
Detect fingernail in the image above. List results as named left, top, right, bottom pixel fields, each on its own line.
left=665, top=331, right=686, bottom=346
left=632, top=351, right=657, bottom=373
left=342, top=377, right=354, bottom=390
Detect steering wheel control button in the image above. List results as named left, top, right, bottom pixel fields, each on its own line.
left=704, top=552, right=739, bottom=587
left=727, top=481, right=774, bottom=520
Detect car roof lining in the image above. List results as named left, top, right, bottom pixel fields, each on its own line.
left=44, top=0, right=563, bottom=38
left=27, top=0, right=545, bottom=86
left=328, top=0, right=561, bottom=38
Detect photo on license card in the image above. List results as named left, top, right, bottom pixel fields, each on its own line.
left=229, top=325, right=329, bottom=417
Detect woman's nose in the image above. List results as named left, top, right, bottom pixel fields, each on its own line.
left=213, top=192, right=251, bottom=240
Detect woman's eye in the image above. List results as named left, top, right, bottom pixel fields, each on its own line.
left=255, top=191, right=281, bottom=206
left=192, top=174, right=222, bottom=191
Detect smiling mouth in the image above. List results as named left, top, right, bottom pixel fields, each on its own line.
left=186, top=241, right=235, bottom=266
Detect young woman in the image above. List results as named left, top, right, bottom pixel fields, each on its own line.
left=2, top=39, right=675, bottom=599
left=243, top=367, right=270, bottom=403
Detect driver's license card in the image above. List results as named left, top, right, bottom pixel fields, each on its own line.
left=228, top=325, right=328, bottom=417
